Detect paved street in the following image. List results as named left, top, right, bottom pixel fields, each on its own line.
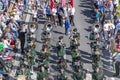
left=10, top=0, right=120, bottom=80
left=35, top=0, right=120, bottom=80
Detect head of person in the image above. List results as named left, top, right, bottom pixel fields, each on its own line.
left=59, top=36, right=63, bottom=41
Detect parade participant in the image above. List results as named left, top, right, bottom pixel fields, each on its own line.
left=16, top=64, right=30, bottom=80
left=72, top=55, right=83, bottom=70
left=27, top=45, right=36, bottom=73
left=57, top=58, right=67, bottom=70
left=41, top=31, right=51, bottom=42
left=37, top=66, right=48, bottom=80
left=56, top=36, right=66, bottom=59
left=71, top=47, right=81, bottom=63
left=57, top=68, right=68, bottom=80
left=92, top=46, right=101, bottom=63
left=92, top=67, right=104, bottom=80
left=18, top=26, right=27, bottom=54
left=70, top=28, right=80, bottom=40
left=73, top=66, right=86, bottom=80
left=70, top=35, right=80, bottom=51
left=42, top=39, right=51, bottom=50
left=40, top=45, right=50, bottom=65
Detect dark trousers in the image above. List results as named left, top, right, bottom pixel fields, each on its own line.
left=69, top=15, right=75, bottom=26
left=115, top=61, right=120, bottom=75
left=58, top=14, right=62, bottom=26
left=20, top=40, right=25, bottom=53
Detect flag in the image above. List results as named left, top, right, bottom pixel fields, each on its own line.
left=62, top=0, right=66, bottom=7
left=70, top=0, right=74, bottom=8
left=50, top=0, right=55, bottom=10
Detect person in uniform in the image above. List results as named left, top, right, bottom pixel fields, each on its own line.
left=70, top=35, right=80, bottom=51
left=92, top=67, right=104, bottom=80
left=73, top=66, right=86, bottom=80
left=57, top=58, right=67, bottom=71
left=71, top=47, right=81, bottom=63
left=42, top=39, right=51, bottom=50
left=70, top=28, right=80, bottom=40
left=92, top=46, right=101, bottom=63
left=16, top=64, right=30, bottom=80
left=37, top=66, right=48, bottom=80
left=56, top=36, right=66, bottom=59
left=72, top=55, right=83, bottom=71
left=57, top=68, right=68, bottom=80
left=39, top=45, right=50, bottom=68
left=41, top=31, right=51, bottom=42
left=27, top=45, right=36, bottom=73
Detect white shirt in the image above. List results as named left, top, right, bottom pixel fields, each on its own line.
left=3, top=39, right=10, bottom=49
left=115, top=53, right=120, bottom=62
left=103, top=23, right=115, bottom=31
left=52, top=8, right=57, bottom=16
left=113, top=0, right=119, bottom=6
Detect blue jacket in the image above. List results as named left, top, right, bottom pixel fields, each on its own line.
left=65, top=19, right=70, bottom=29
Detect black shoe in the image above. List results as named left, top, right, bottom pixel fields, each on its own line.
left=113, top=74, right=119, bottom=77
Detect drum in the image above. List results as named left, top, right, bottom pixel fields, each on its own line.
left=17, top=75, right=26, bottom=80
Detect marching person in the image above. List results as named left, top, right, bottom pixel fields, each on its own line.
left=18, top=25, right=27, bottom=54
left=92, top=66, right=104, bottom=80
left=57, top=68, right=68, bottom=80
left=16, top=64, right=30, bottom=80
left=56, top=36, right=66, bottom=59
left=37, top=66, right=48, bottom=80
left=70, top=35, right=80, bottom=51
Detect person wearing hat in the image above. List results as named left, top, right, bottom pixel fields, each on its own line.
left=37, top=66, right=48, bottom=80
left=41, top=31, right=51, bottom=42
left=72, top=55, right=83, bottom=71
left=71, top=47, right=81, bottom=64
left=39, top=45, right=50, bottom=67
left=27, top=45, right=36, bottom=73
left=72, top=28, right=80, bottom=40
left=57, top=68, right=68, bottom=80
left=70, top=35, right=80, bottom=51
left=73, top=66, right=86, bottom=80
left=16, top=64, right=30, bottom=80
left=42, top=39, right=51, bottom=50
left=92, top=67, right=104, bottom=80
left=56, top=36, right=66, bottom=59
left=91, top=45, right=101, bottom=63
left=57, top=58, right=67, bottom=71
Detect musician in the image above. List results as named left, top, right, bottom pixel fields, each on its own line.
left=73, top=66, right=86, bottom=80
left=57, top=58, right=67, bottom=71
left=27, top=45, right=36, bottom=73
left=71, top=47, right=81, bottom=63
left=57, top=68, right=68, bottom=80
left=71, top=28, right=80, bottom=40
left=40, top=45, right=50, bottom=65
left=70, top=35, right=80, bottom=51
left=41, top=31, right=51, bottom=42
left=92, top=67, right=104, bottom=80
left=37, top=66, right=48, bottom=80
left=42, top=39, right=51, bottom=50
left=16, top=64, right=30, bottom=80
left=56, top=36, right=66, bottom=59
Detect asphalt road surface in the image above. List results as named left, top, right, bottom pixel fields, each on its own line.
left=11, top=0, right=120, bottom=80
